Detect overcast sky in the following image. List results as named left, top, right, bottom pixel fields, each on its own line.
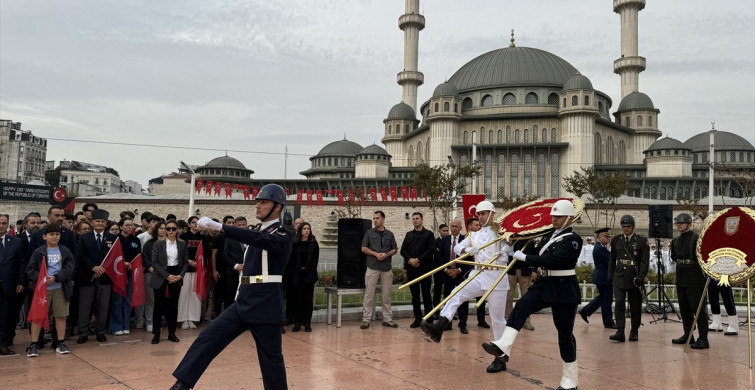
left=1, top=0, right=753, bottom=188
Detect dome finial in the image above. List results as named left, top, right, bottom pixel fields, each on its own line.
left=711, top=121, right=716, bottom=131
left=509, top=29, right=516, bottom=48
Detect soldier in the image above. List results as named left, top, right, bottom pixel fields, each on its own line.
left=670, top=213, right=709, bottom=349
left=607, top=215, right=649, bottom=342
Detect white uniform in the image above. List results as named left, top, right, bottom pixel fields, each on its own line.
left=440, top=225, right=512, bottom=339
left=579, top=243, right=594, bottom=267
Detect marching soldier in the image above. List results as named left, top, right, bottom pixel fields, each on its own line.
left=670, top=213, right=709, bottom=349
left=607, top=215, right=649, bottom=342
left=481, top=199, right=583, bottom=390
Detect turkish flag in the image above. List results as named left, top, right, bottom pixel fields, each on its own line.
left=243, top=186, right=250, bottom=200
left=205, top=180, right=213, bottom=195
left=401, top=186, right=408, bottom=199
left=214, top=182, right=222, bottom=196
left=306, top=189, right=313, bottom=206
left=224, top=183, right=232, bottom=198
left=379, top=187, right=388, bottom=202
left=315, top=190, right=323, bottom=205
left=252, top=186, right=259, bottom=199
left=336, top=190, right=345, bottom=205
left=9, top=227, right=14, bottom=237
left=462, top=194, right=487, bottom=229
left=101, top=237, right=127, bottom=297
left=410, top=187, right=418, bottom=200
left=369, top=188, right=378, bottom=202
left=284, top=188, right=290, bottom=196
left=28, top=258, right=50, bottom=330
left=389, top=187, right=398, bottom=202
left=194, top=241, right=207, bottom=301
left=348, top=189, right=355, bottom=203
left=196, top=178, right=203, bottom=194
left=130, top=254, right=146, bottom=307
left=296, top=189, right=303, bottom=205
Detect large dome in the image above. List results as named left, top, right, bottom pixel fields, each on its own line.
left=315, top=139, right=364, bottom=157
left=386, top=102, right=416, bottom=121
left=617, top=92, right=654, bottom=111
left=203, top=155, right=247, bottom=170
left=447, top=46, right=578, bottom=92
left=684, top=131, right=755, bottom=152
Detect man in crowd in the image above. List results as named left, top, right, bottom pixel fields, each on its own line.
left=578, top=228, right=616, bottom=328
left=360, top=211, right=398, bottom=329
left=439, top=219, right=469, bottom=333
left=211, top=215, right=235, bottom=318
left=432, top=223, right=450, bottom=317
left=224, top=216, right=248, bottom=306
left=401, top=212, right=436, bottom=328
left=0, top=214, right=23, bottom=355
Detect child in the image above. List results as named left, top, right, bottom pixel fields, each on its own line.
left=26, top=223, right=75, bottom=357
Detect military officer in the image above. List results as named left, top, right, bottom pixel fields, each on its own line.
left=481, top=199, right=583, bottom=390
left=607, top=215, right=649, bottom=342
left=670, top=213, right=709, bottom=349
left=171, top=184, right=293, bottom=390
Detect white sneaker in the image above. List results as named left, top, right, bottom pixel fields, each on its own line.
left=146, top=325, right=153, bottom=332
left=181, top=321, right=189, bottom=330
left=113, top=330, right=124, bottom=336
left=122, top=330, right=130, bottom=335
left=56, top=342, right=70, bottom=354
left=189, top=322, right=197, bottom=329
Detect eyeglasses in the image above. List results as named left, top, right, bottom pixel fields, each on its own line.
left=166, top=227, right=178, bottom=231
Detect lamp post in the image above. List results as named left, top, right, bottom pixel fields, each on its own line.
left=708, top=122, right=715, bottom=216
left=448, top=154, right=458, bottom=220
left=180, top=161, right=196, bottom=219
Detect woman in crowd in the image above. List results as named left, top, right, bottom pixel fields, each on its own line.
left=74, top=220, right=92, bottom=238
left=149, top=220, right=187, bottom=344
left=140, top=221, right=167, bottom=333
left=109, top=218, right=141, bottom=335
left=288, top=222, right=320, bottom=332
left=108, top=221, right=121, bottom=236
left=178, top=216, right=205, bottom=330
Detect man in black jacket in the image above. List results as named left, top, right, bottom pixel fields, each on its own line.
left=439, top=220, right=469, bottom=333
left=401, top=212, right=436, bottom=328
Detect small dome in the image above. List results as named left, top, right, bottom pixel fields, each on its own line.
left=357, top=144, right=389, bottom=156
left=617, top=92, right=655, bottom=111
left=684, top=131, right=755, bottom=152
left=645, top=136, right=688, bottom=153
left=562, top=73, right=593, bottom=91
left=432, top=81, right=459, bottom=98
left=386, top=102, right=416, bottom=120
left=203, top=155, right=247, bottom=170
left=315, top=139, right=364, bottom=157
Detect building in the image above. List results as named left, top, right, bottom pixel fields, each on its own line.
left=0, top=119, right=48, bottom=184
left=58, top=160, right=122, bottom=197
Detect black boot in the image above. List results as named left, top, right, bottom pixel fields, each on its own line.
left=170, top=380, right=192, bottom=390
left=486, top=356, right=507, bottom=373
left=671, top=334, right=694, bottom=344
left=690, top=337, right=709, bottom=349
left=609, top=330, right=625, bottom=342
left=420, top=317, right=449, bottom=343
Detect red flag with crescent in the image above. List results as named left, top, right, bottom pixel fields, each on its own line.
left=225, top=183, right=232, bottom=198
left=205, top=180, right=213, bottom=195
left=306, top=189, right=313, bottom=206
left=130, top=254, right=145, bottom=307
left=348, top=189, right=355, bottom=203
left=194, top=241, right=207, bottom=301
left=389, top=187, right=398, bottom=202
left=336, top=190, right=345, bottom=205
left=243, top=186, right=250, bottom=200
left=410, top=187, right=418, bottom=200
left=296, top=189, right=303, bottom=205
left=316, top=190, right=324, bottom=205
left=214, top=182, right=221, bottom=196
left=379, top=187, right=388, bottom=202
left=28, top=258, right=49, bottom=330
left=195, top=179, right=203, bottom=194
left=252, top=186, right=259, bottom=199
left=369, top=188, right=378, bottom=202
left=101, top=237, right=127, bottom=297
left=462, top=194, right=486, bottom=229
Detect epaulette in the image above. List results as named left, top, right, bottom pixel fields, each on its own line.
left=275, top=226, right=288, bottom=235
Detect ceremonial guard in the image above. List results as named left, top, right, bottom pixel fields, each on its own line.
left=482, top=199, right=582, bottom=390
left=421, top=200, right=512, bottom=374
left=670, top=213, right=709, bottom=349
left=607, top=215, right=649, bottom=342
left=578, top=228, right=616, bottom=328
left=171, top=184, right=293, bottom=390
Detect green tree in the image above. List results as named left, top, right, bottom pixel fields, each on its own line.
left=563, top=167, right=630, bottom=229
left=412, top=162, right=480, bottom=232
left=45, top=166, right=62, bottom=187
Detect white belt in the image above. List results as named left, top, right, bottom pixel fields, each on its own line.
left=240, top=275, right=282, bottom=284
left=541, top=269, right=576, bottom=277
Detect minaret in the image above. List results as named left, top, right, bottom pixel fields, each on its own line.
left=397, top=0, right=424, bottom=114
left=613, top=0, right=646, bottom=98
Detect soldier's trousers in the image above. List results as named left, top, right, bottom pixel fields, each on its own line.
left=613, top=286, right=642, bottom=333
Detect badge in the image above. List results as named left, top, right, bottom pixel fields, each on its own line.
left=572, top=241, right=579, bottom=250
left=725, top=216, right=740, bottom=235
left=706, top=248, right=747, bottom=286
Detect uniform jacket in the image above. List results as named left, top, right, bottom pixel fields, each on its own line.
left=285, top=239, right=320, bottom=286
left=400, top=227, right=436, bottom=273
left=671, top=230, right=705, bottom=288
left=454, top=227, right=510, bottom=291
left=523, top=227, right=582, bottom=304
left=149, top=239, right=189, bottom=289
left=608, top=233, right=650, bottom=289
left=592, top=242, right=611, bottom=286
left=27, top=245, right=75, bottom=300
left=223, top=221, right=292, bottom=324
left=439, top=234, right=469, bottom=283
left=76, top=231, right=117, bottom=286
left=0, top=234, right=23, bottom=294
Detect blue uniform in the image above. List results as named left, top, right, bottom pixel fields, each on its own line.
left=173, top=220, right=292, bottom=390
left=579, top=242, right=615, bottom=327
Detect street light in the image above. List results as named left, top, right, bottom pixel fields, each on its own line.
left=448, top=154, right=458, bottom=220
left=180, top=161, right=196, bottom=220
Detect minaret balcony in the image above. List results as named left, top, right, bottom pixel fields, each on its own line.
left=399, top=13, right=425, bottom=30
left=613, top=56, right=646, bottom=73
left=397, top=71, right=424, bottom=86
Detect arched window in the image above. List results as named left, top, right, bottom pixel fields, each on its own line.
left=598, top=101, right=604, bottom=114
left=525, top=92, right=539, bottom=104
left=594, top=132, right=602, bottom=164
left=459, top=154, right=468, bottom=188
left=637, top=115, right=643, bottom=126
left=479, top=128, right=485, bottom=144
left=462, top=97, right=473, bottom=110
left=702, top=152, right=708, bottom=163
left=533, top=125, right=539, bottom=142
left=548, top=93, right=559, bottom=105
left=506, top=126, right=511, bottom=143
left=537, top=153, right=546, bottom=197
left=731, top=152, right=736, bottom=162
left=618, top=140, right=626, bottom=164
left=444, top=102, right=449, bottom=111
left=523, top=154, right=532, bottom=196
left=405, top=124, right=409, bottom=134
left=584, top=95, right=590, bottom=106
left=524, top=129, right=529, bottom=143
left=571, top=95, right=578, bottom=106
left=497, top=154, right=506, bottom=198
left=563, top=98, right=566, bottom=107
left=484, top=154, right=493, bottom=197
left=417, top=141, right=423, bottom=162
left=651, top=187, right=657, bottom=199
left=624, top=116, right=630, bottom=127
left=515, top=129, right=520, bottom=143
left=510, top=154, right=519, bottom=196
left=489, top=130, right=493, bottom=144
left=677, top=187, right=684, bottom=199
left=551, top=128, right=557, bottom=142
left=387, top=124, right=391, bottom=134
left=434, top=102, right=439, bottom=112
left=550, top=153, right=560, bottom=197
left=694, top=187, right=701, bottom=199
left=643, top=187, right=650, bottom=198
left=660, top=187, right=666, bottom=199
left=497, top=130, right=502, bottom=143
left=693, top=154, right=698, bottom=163
left=542, top=128, right=547, bottom=143
left=648, top=115, right=653, bottom=126
left=607, top=136, right=615, bottom=164
left=503, top=93, right=516, bottom=105
left=740, top=152, right=745, bottom=162
left=481, top=94, right=494, bottom=107
left=463, top=131, right=468, bottom=145
left=454, top=103, right=458, bottom=112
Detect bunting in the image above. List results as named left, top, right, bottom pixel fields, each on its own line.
left=306, top=189, right=313, bottom=206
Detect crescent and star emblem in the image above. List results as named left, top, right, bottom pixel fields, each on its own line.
left=512, top=213, right=542, bottom=229
left=114, top=256, right=124, bottom=275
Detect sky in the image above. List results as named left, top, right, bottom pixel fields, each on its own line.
left=1, top=0, right=753, bottom=188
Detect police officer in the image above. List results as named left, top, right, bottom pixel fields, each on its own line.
left=670, top=213, right=709, bottom=349
left=170, top=184, right=293, bottom=390
left=578, top=228, right=616, bottom=328
left=607, top=215, right=649, bottom=342
left=481, top=199, right=582, bottom=390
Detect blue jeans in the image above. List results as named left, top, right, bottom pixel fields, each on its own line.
left=110, top=274, right=133, bottom=332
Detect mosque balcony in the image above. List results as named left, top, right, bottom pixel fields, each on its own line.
left=398, top=13, right=425, bottom=30
left=614, top=0, right=646, bottom=12
left=397, top=71, right=424, bottom=85
left=613, top=56, right=646, bottom=73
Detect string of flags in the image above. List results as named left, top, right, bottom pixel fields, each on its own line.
left=194, top=178, right=426, bottom=206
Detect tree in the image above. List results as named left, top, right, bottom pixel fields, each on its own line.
left=45, top=166, right=62, bottom=187
left=412, top=162, right=480, bottom=232
left=563, top=167, right=630, bottom=229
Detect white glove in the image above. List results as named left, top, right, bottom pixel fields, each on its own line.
left=467, top=246, right=479, bottom=256
left=513, top=250, right=527, bottom=261
left=198, top=216, right=222, bottom=231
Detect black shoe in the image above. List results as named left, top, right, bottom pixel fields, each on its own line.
left=482, top=342, right=505, bottom=357
left=444, top=321, right=452, bottom=331
left=420, top=317, right=448, bottom=343
left=486, top=356, right=507, bottom=373
left=409, top=320, right=422, bottom=328
left=690, top=338, right=709, bottom=349
left=170, top=380, right=192, bottom=390
left=151, top=335, right=160, bottom=344
left=292, top=324, right=301, bottom=332
left=478, top=322, right=490, bottom=329
left=304, top=325, right=312, bottom=332
left=628, top=331, right=638, bottom=342
left=168, top=333, right=180, bottom=342
left=609, top=331, right=625, bottom=342
left=578, top=310, right=589, bottom=324
left=459, top=325, right=468, bottom=334
left=76, top=335, right=88, bottom=344
left=671, top=334, right=694, bottom=345
left=604, top=324, right=617, bottom=329
left=96, top=334, right=107, bottom=342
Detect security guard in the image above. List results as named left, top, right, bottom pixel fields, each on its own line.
left=607, top=215, right=649, bottom=342
left=670, top=213, right=709, bottom=349
left=482, top=199, right=582, bottom=390
left=171, top=184, right=293, bottom=390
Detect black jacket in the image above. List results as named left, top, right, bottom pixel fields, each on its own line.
left=76, top=231, right=118, bottom=286
left=400, top=228, right=436, bottom=273
left=285, top=239, right=320, bottom=286
left=523, top=228, right=582, bottom=304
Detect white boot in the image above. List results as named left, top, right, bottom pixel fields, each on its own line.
left=709, top=314, right=723, bottom=332
left=491, top=327, right=519, bottom=357
left=558, top=361, right=578, bottom=390
left=725, top=314, right=739, bottom=335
